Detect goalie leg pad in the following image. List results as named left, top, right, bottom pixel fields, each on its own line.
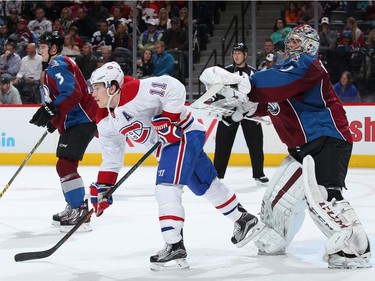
left=303, top=155, right=371, bottom=268
left=254, top=156, right=306, bottom=254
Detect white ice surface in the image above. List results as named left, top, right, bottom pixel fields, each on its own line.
left=0, top=165, right=374, bottom=281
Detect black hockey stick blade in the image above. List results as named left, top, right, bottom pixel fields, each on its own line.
left=14, top=141, right=161, bottom=262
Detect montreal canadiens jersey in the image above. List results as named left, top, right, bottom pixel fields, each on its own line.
left=95, top=75, right=205, bottom=184
left=44, top=55, right=97, bottom=133
left=249, top=53, right=353, bottom=148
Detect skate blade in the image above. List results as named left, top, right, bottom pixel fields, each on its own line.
left=150, top=258, right=189, bottom=271
left=235, top=220, right=265, bottom=248
left=60, top=223, right=92, bottom=233
left=258, top=248, right=286, bottom=256
left=51, top=221, right=60, bottom=227
left=328, top=263, right=372, bottom=269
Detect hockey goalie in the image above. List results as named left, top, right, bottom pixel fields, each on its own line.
left=198, top=23, right=371, bottom=269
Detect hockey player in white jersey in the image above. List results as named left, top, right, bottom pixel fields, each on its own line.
left=89, top=61, right=263, bottom=271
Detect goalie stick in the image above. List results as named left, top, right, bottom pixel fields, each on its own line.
left=1, top=130, right=48, bottom=200
left=14, top=141, right=161, bottom=262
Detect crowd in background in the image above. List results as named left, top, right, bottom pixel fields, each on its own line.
left=258, top=1, right=375, bottom=102
left=0, top=1, right=374, bottom=104
left=0, top=0, right=219, bottom=104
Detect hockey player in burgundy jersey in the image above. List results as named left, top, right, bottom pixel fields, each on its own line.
left=89, top=61, right=263, bottom=270
left=200, top=25, right=371, bottom=269
left=29, top=32, right=98, bottom=232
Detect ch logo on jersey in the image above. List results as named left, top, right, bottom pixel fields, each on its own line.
left=267, top=102, right=280, bottom=116
left=120, top=121, right=151, bottom=143
left=122, top=111, right=133, bottom=122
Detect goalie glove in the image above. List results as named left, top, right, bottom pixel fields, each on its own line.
left=151, top=115, right=182, bottom=144
left=200, top=66, right=251, bottom=94
left=90, top=182, right=113, bottom=217
left=30, top=102, right=58, bottom=128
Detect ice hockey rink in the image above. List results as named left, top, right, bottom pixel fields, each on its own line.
left=0, top=165, right=374, bottom=281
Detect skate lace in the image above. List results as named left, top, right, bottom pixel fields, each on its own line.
left=157, top=243, right=173, bottom=259
left=58, top=204, right=72, bottom=217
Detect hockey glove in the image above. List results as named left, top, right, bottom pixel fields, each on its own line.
left=90, top=182, right=113, bottom=217
left=30, top=102, right=58, bottom=127
left=46, top=121, right=56, bottom=133
left=151, top=115, right=182, bottom=144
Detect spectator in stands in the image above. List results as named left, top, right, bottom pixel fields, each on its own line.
left=285, top=2, right=301, bottom=24
left=162, top=17, right=188, bottom=51
left=75, top=42, right=97, bottom=81
left=270, top=18, right=291, bottom=49
left=91, top=19, right=115, bottom=51
left=52, top=18, right=65, bottom=36
left=366, top=2, right=375, bottom=27
left=319, top=17, right=338, bottom=50
left=260, top=53, right=277, bottom=71
left=0, top=24, right=10, bottom=55
left=138, top=18, right=163, bottom=52
left=153, top=41, right=174, bottom=76
left=68, top=26, right=83, bottom=49
left=106, top=6, right=129, bottom=33
left=13, top=43, right=42, bottom=104
left=364, top=28, right=375, bottom=83
left=28, top=7, right=52, bottom=38
left=87, top=1, right=109, bottom=24
left=345, top=17, right=365, bottom=47
left=60, top=7, right=74, bottom=34
left=135, top=6, right=147, bottom=35
left=137, top=48, right=154, bottom=78
left=0, top=41, right=21, bottom=79
left=163, top=0, right=181, bottom=19
left=61, top=33, right=81, bottom=58
left=69, top=0, right=88, bottom=21
left=300, top=1, right=323, bottom=22
left=333, top=71, right=360, bottom=102
left=73, top=7, right=96, bottom=38
left=14, top=18, right=34, bottom=57
left=0, top=77, right=22, bottom=104
left=337, top=29, right=360, bottom=51
left=101, top=45, right=115, bottom=62
left=43, top=0, right=61, bottom=22
left=96, top=56, right=106, bottom=69
left=256, top=38, right=274, bottom=70
left=6, top=8, right=19, bottom=34
left=157, top=7, right=171, bottom=32
left=113, top=22, right=132, bottom=52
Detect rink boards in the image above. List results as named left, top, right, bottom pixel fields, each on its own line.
left=0, top=104, right=374, bottom=167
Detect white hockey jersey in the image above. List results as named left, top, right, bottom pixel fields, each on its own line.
left=95, top=75, right=205, bottom=184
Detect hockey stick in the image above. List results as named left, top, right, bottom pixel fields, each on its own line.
left=190, top=83, right=224, bottom=109
left=14, top=141, right=161, bottom=262
left=0, top=130, right=49, bottom=200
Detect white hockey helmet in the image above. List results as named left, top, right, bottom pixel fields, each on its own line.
left=90, top=61, right=124, bottom=89
left=284, top=24, right=320, bottom=56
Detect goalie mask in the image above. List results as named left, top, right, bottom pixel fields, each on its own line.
left=284, top=24, right=320, bottom=57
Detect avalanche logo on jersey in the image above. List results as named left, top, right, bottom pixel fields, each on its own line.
left=122, top=110, right=133, bottom=122
left=50, top=60, right=59, bottom=67
left=120, top=121, right=151, bottom=144
left=267, top=102, right=280, bottom=116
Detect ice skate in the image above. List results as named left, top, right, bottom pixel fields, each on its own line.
left=254, top=176, right=269, bottom=186
left=327, top=246, right=372, bottom=269
left=258, top=248, right=286, bottom=256
left=231, top=212, right=264, bottom=248
left=60, top=200, right=91, bottom=233
left=52, top=204, right=72, bottom=227
left=150, top=240, right=189, bottom=271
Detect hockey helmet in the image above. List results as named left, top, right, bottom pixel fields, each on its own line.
left=90, top=61, right=124, bottom=89
left=284, top=24, right=320, bottom=56
left=232, top=42, right=248, bottom=54
left=38, top=31, right=64, bottom=53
